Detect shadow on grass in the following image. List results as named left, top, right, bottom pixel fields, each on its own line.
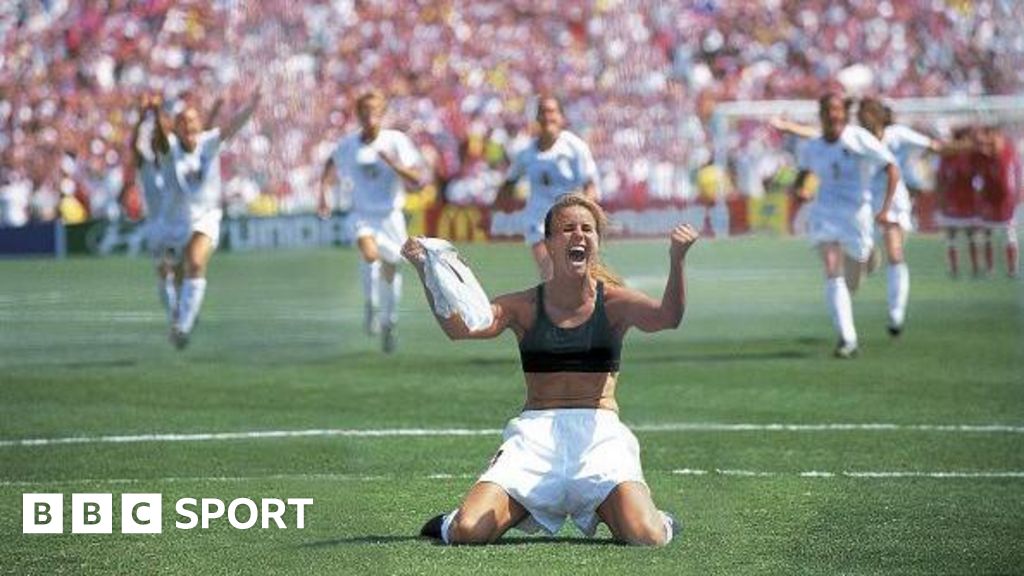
left=4, top=358, right=138, bottom=370
left=301, top=535, right=622, bottom=547
left=632, top=349, right=811, bottom=363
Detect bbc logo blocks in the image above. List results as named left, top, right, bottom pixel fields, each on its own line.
left=23, top=493, right=162, bottom=534
left=23, top=493, right=312, bottom=533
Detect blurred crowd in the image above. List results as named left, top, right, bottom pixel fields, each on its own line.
left=2, top=0, right=1022, bottom=226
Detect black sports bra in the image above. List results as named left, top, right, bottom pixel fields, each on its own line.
left=518, top=281, right=622, bottom=373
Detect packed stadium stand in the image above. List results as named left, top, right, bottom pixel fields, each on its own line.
left=1, top=0, right=1022, bottom=226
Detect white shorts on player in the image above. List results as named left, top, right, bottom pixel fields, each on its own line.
left=873, top=180, right=913, bottom=232
left=159, top=208, right=222, bottom=261
left=478, top=409, right=647, bottom=537
left=347, top=210, right=407, bottom=265
left=807, top=202, right=875, bottom=262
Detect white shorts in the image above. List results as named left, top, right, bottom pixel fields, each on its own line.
left=190, top=208, right=223, bottom=250
left=160, top=208, right=223, bottom=261
left=873, top=185, right=913, bottom=232
left=478, top=409, right=647, bottom=537
left=808, top=202, right=874, bottom=262
left=347, top=210, right=407, bottom=264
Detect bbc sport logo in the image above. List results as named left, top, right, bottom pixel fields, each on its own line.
left=23, top=493, right=314, bottom=534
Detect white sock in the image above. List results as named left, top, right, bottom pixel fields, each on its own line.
left=825, top=277, right=857, bottom=345
left=361, top=260, right=380, bottom=310
left=887, top=263, right=909, bottom=327
left=379, top=271, right=402, bottom=328
left=440, top=509, right=459, bottom=545
left=176, top=277, right=207, bottom=334
left=159, top=276, right=177, bottom=326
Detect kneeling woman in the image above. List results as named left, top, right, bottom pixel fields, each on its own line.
left=402, top=193, right=699, bottom=546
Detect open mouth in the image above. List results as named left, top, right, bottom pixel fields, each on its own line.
left=568, top=245, right=587, bottom=264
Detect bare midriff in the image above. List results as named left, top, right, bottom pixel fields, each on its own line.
left=523, top=372, right=619, bottom=412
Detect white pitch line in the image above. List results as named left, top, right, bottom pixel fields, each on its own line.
left=2, top=470, right=1021, bottom=488
left=0, top=428, right=504, bottom=448
left=3, top=421, right=1024, bottom=448
left=635, top=422, right=1024, bottom=433
left=671, top=469, right=1024, bottom=479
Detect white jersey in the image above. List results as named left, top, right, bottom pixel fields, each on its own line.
left=164, top=129, right=223, bottom=220
left=507, top=130, right=599, bottom=216
left=331, top=129, right=422, bottom=215
left=864, top=124, right=930, bottom=228
left=883, top=124, right=934, bottom=189
left=798, top=125, right=896, bottom=211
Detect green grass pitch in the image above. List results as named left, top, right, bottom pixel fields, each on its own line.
left=1, top=234, right=1022, bottom=574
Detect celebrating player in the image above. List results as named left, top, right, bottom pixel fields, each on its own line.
left=152, top=86, right=261, bottom=349
left=494, top=96, right=600, bottom=280
left=405, top=193, right=696, bottom=546
left=131, top=93, right=176, bottom=328
left=318, top=90, right=425, bottom=352
left=855, top=98, right=943, bottom=335
left=789, top=93, right=899, bottom=358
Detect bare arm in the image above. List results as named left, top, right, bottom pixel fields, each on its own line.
left=149, top=98, right=169, bottom=156
left=401, top=237, right=519, bottom=340
left=494, top=179, right=517, bottom=208
left=130, top=104, right=146, bottom=167
left=874, top=163, right=900, bottom=224
left=219, top=88, right=261, bottom=143
left=616, top=224, right=700, bottom=333
left=770, top=117, right=819, bottom=140
left=379, top=150, right=424, bottom=190
left=318, top=158, right=336, bottom=218
left=789, top=168, right=812, bottom=200
left=205, top=97, right=224, bottom=129
left=582, top=180, right=598, bottom=202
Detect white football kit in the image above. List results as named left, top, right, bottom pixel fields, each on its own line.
left=506, top=130, right=600, bottom=244
left=160, top=128, right=224, bottom=254
left=798, top=125, right=897, bottom=261
left=331, top=129, right=422, bottom=263
left=872, top=124, right=935, bottom=231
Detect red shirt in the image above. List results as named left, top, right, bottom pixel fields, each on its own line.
left=937, top=151, right=978, bottom=219
left=977, top=141, right=1021, bottom=223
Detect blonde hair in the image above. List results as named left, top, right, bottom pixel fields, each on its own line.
left=544, top=193, right=623, bottom=287
left=356, top=89, right=387, bottom=109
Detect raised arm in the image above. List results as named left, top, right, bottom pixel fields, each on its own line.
left=615, top=224, right=700, bottom=333
left=219, top=87, right=261, bottom=143
left=401, top=237, right=520, bottom=340
left=770, top=117, right=820, bottom=140
left=130, top=97, right=148, bottom=167
left=148, top=96, right=169, bottom=156
left=205, top=96, right=224, bottom=129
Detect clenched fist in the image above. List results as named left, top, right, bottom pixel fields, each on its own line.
left=669, top=224, right=699, bottom=261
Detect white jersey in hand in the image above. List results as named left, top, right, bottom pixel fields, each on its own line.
left=331, top=129, right=422, bottom=215
left=507, top=130, right=599, bottom=215
left=798, top=125, right=896, bottom=210
left=418, top=237, right=493, bottom=332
